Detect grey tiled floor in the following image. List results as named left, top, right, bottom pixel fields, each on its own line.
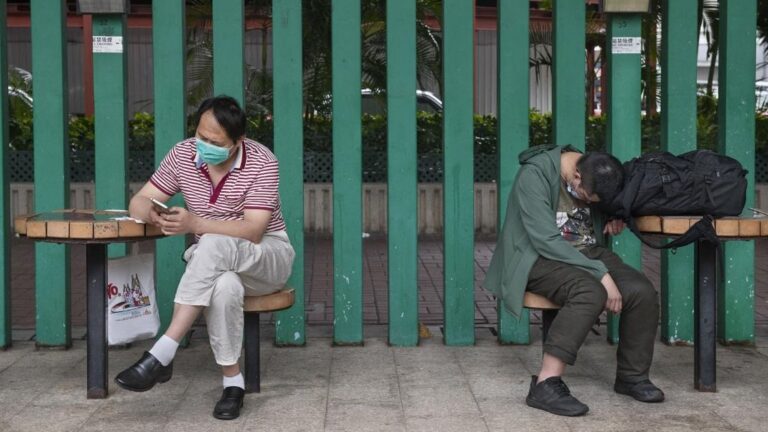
left=1, top=326, right=768, bottom=431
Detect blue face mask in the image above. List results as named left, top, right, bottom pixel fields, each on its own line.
left=196, top=138, right=232, bottom=166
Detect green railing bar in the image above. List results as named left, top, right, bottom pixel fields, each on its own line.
left=31, top=0, right=70, bottom=347
left=213, top=0, right=244, bottom=105
left=717, top=0, right=757, bottom=344
left=443, top=0, right=475, bottom=346
left=0, top=0, right=10, bottom=348
left=152, top=0, right=187, bottom=335
left=332, top=0, right=363, bottom=345
left=552, top=0, right=585, bottom=150
left=387, top=0, right=418, bottom=346
left=93, top=15, right=128, bottom=258
left=273, top=0, right=305, bottom=346
left=496, top=0, right=530, bottom=345
left=605, top=14, right=643, bottom=345
left=660, top=0, right=697, bottom=345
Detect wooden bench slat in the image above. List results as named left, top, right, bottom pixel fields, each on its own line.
left=13, top=213, right=35, bottom=236
left=634, top=216, right=661, bottom=233
left=94, top=221, right=119, bottom=239
left=118, top=220, right=147, bottom=237
left=244, top=288, right=295, bottom=313
left=663, top=217, right=695, bottom=235
left=738, top=218, right=762, bottom=236
left=26, top=220, right=47, bottom=238
left=46, top=220, right=70, bottom=238
left=714, top=218, right=740, bottom=237
left=523, top=292, right=560, bottom=310
left=70, top=221, right=95, bottom=239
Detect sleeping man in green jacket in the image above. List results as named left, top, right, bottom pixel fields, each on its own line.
left=483, top=144, right=664, bottom=417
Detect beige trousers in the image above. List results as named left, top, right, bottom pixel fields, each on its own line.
left=174, top=231, right=295, bottom=365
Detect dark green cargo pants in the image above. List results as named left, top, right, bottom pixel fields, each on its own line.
left=526, top=245, right=659, bottom=383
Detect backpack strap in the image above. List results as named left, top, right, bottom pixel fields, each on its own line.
left=626, top=215, right=721, bottom=250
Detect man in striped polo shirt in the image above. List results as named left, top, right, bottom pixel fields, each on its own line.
left=115, top=96, right=295, bottom=420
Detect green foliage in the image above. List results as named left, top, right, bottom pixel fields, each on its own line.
left=68, top=116, right=95, bottom=151
left=529, top=110, right=553, bottom=149
left=8, top=108, right=33, bottom=150
left=8, top=67, right=34, bottom=150
left=66, top=112, right=154, bottom=151
left=129, top=112, right=155, bottom=151
left=585, top=115, right=605, bottom=152
left=13, top=105, right=768, bottom=161
left=757, top=115, right=768, bottom=155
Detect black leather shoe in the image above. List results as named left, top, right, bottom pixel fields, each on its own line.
left=526, top=375, right=589, bottom=417
left=614, top=378, right=665, bottom=402
left=213, top=386, right=245, bottom=420
left=114, top=351, right=173, bottom=392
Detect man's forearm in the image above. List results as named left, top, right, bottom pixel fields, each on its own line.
left=129, top=195, right=154, bottom=223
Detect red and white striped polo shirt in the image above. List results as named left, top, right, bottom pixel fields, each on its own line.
left=150, top=138, right=287, bottom=234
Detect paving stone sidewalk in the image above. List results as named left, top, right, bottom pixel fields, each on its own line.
left=1, top=326, right=767, bottom=431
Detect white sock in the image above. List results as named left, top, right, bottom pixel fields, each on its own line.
left=223, top=373, right=245, bottom=390
left=148, top=335, right=179, bottom=366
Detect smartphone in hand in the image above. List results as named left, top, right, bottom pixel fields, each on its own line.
left=150, top=198, right=172, bottom=214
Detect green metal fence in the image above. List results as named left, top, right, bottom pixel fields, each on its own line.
left=0, top=0, right=759, bottom=349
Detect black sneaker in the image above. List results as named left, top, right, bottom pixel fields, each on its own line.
left=526, top=375, right=589, bottom=416
left=614, top=378, right=665, bottom=402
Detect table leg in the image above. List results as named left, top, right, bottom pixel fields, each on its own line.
left=86, top=244, right=108, bottom=399
left=694, top=239, right=718, bottom=392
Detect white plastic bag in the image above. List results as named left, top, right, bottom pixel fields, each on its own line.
left=106, top=254, right=160, bottom=345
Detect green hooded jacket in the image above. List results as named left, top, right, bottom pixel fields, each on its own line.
left=483, top=144, right=609, bottom=318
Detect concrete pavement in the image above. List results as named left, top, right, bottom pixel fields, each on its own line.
left=2, top=325, right=768, bottom=431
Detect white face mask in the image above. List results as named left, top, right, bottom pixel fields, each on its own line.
left=566, top=182, right=582, bottom=200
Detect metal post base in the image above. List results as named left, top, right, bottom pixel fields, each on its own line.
left=86, top=244, right=108, bottom=399
left=694, top=239, right=718, bottom=392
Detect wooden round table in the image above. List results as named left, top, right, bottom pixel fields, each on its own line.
left=635, top=214, right=768, bottom=392
left=14, top=210, right=165, bottom=399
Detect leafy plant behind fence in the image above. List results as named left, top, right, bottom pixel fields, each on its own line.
left=9, top=101, right=768, bottom=182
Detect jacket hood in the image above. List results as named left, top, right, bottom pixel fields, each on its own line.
left=518, top=144, right=558, bottom=164
left=518, top=144, right=581, bottom=173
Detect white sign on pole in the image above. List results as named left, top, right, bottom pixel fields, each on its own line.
left=611, top=37, right=641, bottom=54
left=93, top=36, right=123, bottom=53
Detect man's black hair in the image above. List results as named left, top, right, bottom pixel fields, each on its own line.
left=194, top=95, right=246, bottom=143
left=576, top=152, right=625, bottom=204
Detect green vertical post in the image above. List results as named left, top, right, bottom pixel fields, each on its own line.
left=213, top=0, right=244, bottom=105
left=443, top=0, right=475, bottom=346
left=605, top=15, right=643, bottom=344
left=717, top=0, right=756, bottom=344
left=152, top=0, right=187, bottom=334
left=273, top=0, right=305, bottom=346
left=552, top=0, right=585, bottom=150
left=496, top=0, right=530, bottom=344
left=332, top=0, right=363, bottom=345
left=31, top=0, right=70, bottom=347
left=0, top=0, right=10, bottom=348
left=93, top=15, right=128, bottom=258
left=387, top=0, right=418, bottom=346
left=660, top=0, right=697, bottom=345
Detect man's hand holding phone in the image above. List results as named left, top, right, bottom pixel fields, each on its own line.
left=147, top=197, right=176, bottom=226
left=150, top=198, right=172, bottom=214
left=148, top=197, right=198, bottom=236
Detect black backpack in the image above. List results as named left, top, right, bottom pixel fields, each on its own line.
left=604, top=150, right=748, bottom=249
